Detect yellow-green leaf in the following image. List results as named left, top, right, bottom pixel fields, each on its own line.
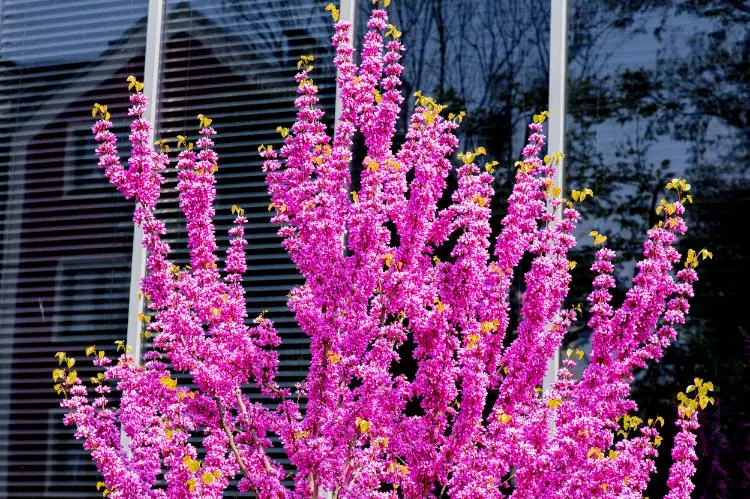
left=276, top=126, right=289, bottom=138
left=386, top=24, right=401, bottom=39
left=325, top=3, right=340, bottom=21
left=355, top=417, right=371, bottom=433
left=496, top=410, right=511, bottom=424
left=460, top=152, right=475, bottom=165
left=548, top=398, right=563, bottom=409
left=160, top=376, right=177, bottom=390
left=183, top=455, right=201, bottom=472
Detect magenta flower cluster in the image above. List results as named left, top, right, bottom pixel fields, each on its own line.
left=53, top=7, right=715, bottom=499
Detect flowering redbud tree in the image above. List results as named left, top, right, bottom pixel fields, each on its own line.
left=53, top=5, right=716, bottom=499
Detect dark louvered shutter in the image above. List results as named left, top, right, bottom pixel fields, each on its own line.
left=155, top=0, right=337, bottom=472
left=0, top=0, right=149, bottom=497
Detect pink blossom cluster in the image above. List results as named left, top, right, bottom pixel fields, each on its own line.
left=54, top=7, right=713, bottom=499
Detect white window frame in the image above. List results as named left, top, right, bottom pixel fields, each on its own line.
left=122, top=0, right=165, bottom=449
left=543, top=0, right=569, bottom=394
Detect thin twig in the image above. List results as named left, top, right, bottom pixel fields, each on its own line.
left=217, top=399, right=250, bottom=478
left=234, top=391, right=274, bottom=475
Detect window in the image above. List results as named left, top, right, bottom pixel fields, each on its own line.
left=0, top=0, right=149, bottom=496
left=356, top=0, right=551, bottom=195
left=565, top=1, right=749, bottom=495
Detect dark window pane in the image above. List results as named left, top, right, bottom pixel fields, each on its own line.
left=565, top=1, right=749, bottom=496
left=357, top=0, right=551, bottom=180
left=0, top=0, right=149, bottom=496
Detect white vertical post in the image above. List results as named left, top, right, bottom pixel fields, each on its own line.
left=334, top=0, right=356, bottom=129
left=123, top=0, right=165, bottom=449
left=126, top=0, right=165, bottom=368
left=542, top=0, right=568, bottom=395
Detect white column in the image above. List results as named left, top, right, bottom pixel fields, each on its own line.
left=334, top=0, right=357, bottom=129
left=126, top=0, right=165, bottom=367
left=542, top=0, right=568, bottom=395
left=123, top=0, right=165, bottom=449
